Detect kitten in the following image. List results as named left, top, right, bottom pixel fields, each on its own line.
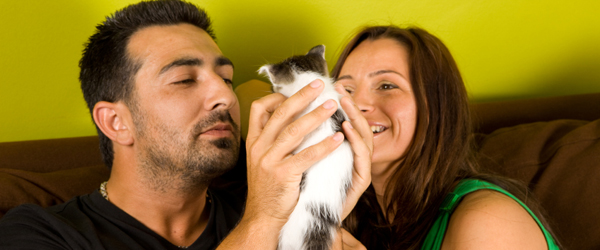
left=259, top=45, right=353, bottom=250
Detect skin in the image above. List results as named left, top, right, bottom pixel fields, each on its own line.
left=442, top=190, right=547, bottom=250
left=337, top=38, right=417, bottom=207
left=94, top=23, right=374, bottom=248
left=337, top=38, right=547, bottom=249
left=220, top=78, right=373, bottom=249
left=94, top=23, right=239, bottom=246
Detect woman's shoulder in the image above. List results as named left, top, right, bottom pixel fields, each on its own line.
left=441, top=189, right=547, bottom=250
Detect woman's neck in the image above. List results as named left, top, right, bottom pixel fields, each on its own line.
left=370, top=160, right=403, bottom=222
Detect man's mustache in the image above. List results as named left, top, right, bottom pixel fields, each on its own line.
left=192, top=110, right=239, bottom=137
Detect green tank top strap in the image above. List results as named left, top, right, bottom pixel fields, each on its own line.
left=421, top=179, right=559, bottom=250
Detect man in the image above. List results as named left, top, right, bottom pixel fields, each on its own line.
left=0, top=0, right=372, bottom=249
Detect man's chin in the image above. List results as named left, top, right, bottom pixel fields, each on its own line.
left=206, top=137, right=240, bottom=168
left=210, top=137, right=236, bottom=149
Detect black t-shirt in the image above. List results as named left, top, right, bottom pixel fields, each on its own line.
left=0, top=189, right=243, bottom=250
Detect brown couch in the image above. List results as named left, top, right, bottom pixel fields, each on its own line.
left=1, top=79, right=599, bottom=249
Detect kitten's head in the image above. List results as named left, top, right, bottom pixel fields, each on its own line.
left=259, top=45, right=328, bottom=94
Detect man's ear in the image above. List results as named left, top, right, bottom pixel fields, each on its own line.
left=93, top=101, right=134, bottom=146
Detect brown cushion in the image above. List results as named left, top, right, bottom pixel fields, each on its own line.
left=0, top=136, right=107, bottom=218
left=477, top=119, right=600, bottom=250
left=0, top=136, right=103, bottom=172
left=471, top=93, right=600, bottom=134
left=0, top=164, right=109, bottom=218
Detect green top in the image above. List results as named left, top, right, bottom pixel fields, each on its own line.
left=421, top=179, right=559, bottom=250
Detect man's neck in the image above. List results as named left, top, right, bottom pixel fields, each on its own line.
left=105, top=176, right=211, bottom=247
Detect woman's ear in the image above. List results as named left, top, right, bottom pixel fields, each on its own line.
left=93, top=101, right=134, bottom=146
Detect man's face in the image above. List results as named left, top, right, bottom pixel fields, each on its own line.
left=126, top=23, right=241, bottom=189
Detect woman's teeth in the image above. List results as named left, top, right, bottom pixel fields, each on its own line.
left=371, top=125, right=386, bottom=133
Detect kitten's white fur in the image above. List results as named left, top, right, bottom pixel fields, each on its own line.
left=259, top=65, right=353, bottom=250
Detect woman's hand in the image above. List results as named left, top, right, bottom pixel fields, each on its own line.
left=332, top=228, right=367, bottom=250
left=335, top=83, right=373, bottom=220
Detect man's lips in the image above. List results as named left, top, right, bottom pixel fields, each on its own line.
left=200, top=123, right=234, bottom=137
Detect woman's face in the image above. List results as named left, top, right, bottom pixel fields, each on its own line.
left=337, top=38, right=417, bottom=177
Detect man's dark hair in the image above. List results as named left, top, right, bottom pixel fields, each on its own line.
left=79, top=0, right=215, bottom=170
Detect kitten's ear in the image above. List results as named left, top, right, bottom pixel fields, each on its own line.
left=258, top=64, right=274, bottom=82
left=307, top=45, right=325, bottom=59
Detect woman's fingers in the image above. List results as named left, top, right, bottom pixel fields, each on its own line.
left=341, top=120, right=372, bottom=219
left=332, top=229, right=367, bottom=250
left=340, top=96, right=373, bottom=149
left=335, top=83, right=374, bottom=220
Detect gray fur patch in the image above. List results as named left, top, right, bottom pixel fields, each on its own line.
left=303, top=203, right=338, bottom=250
left=299, top=172, right=307, bottom=193
left=269, top=62, right=295, bottom=84
left=331, top=109, right=346, bottom=133
left=266, top=46, right=329, bottom=87
left=341, top=177, right=352, bottom=203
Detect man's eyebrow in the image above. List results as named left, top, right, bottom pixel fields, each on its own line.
left=216, top=56, right=234, bottom=69
left=368, top=70, right=407, bottom=80
left=159, top=58, right=202, bottom=75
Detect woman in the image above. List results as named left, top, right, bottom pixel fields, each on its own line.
left=333, top=26, right=561, bottom=249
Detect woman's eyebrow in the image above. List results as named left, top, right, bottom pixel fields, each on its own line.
left=368, top=69, right=407, bottom=80
left=337, top=75, right=352, bottom=81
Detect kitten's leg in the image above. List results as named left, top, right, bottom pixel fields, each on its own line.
left=278, top=141, right=353, bottom=250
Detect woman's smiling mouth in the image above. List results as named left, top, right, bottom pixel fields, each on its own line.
left=370, top=125, right=387, bottom=134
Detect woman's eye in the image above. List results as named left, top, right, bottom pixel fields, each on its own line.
left=379, top=82, right=398, bottom=90
left=344, top=88, right=354, bottom=94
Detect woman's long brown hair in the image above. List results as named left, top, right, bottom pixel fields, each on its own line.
left=332, top=26, right=561, bottom=249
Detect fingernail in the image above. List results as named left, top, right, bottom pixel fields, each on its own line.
left=346, top=121, right=354, bottom=129
left=310, top=80, right=322, bottom=88
left=333, top=132, right=344, bottom=141
left=323, top=100, right=335, bottom=109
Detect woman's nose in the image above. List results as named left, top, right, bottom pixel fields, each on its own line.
left=352, top=88, right=374, bottom=113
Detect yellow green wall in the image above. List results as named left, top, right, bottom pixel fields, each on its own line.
left=1, top=0, right=599, bottom=142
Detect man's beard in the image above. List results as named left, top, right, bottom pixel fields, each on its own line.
left=134, top=109, right=240, bottom=192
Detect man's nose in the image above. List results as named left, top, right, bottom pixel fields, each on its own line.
left=203, top=73, right=237, bottom=111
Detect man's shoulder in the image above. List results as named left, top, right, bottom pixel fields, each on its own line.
left=1, top=203, right=51, bottom=224
left=1, top=194, right=86, bottom=224
left=0, top=195, right=91, bottom=248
